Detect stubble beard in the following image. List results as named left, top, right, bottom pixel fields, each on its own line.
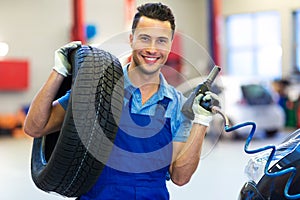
left=132, top=56, right=164, bottom=76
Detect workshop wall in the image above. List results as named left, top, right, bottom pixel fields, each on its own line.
left=0, top=0, right=207, bottom=113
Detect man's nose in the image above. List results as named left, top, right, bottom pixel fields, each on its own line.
left=145, top=41, right=158, bottom=54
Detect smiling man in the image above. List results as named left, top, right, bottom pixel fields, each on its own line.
left=24, top=3, right=219, bottom=200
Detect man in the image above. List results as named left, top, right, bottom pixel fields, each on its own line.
left=24, top=3, right=218, bottom=199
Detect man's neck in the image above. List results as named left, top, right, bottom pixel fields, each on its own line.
left=127, top=64, right=161, bottom=104
left=127, top=64, right=160, bottom=88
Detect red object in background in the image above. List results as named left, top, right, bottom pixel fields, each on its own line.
left=161, top=33, right=183, bottom=87
left=210, top=0, right=222, bottom=67
left=0, top=60, right=29, bottom=91
left=71, top=0, right=86, bottom=43
left=125, top=0, right=136, bottom=28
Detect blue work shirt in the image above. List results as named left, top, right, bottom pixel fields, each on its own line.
left=58, top=65, right=191, bottom=142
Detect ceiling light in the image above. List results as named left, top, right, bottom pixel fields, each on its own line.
left=0, top=42, right=9, bottom=57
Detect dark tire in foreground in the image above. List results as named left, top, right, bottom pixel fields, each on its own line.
left=30, top=45, right=124, bottom=197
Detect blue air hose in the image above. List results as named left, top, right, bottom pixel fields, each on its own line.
left=212, top=106, right=300, bottom=199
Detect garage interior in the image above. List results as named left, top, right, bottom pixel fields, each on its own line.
left=1, top=0, right=300, bottom=199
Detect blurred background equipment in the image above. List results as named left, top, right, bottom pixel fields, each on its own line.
left=272, top=78, right=300, bottom=129
left=0, top=60, right=29, bottom=91
left=0, top=105, right=29, bottom=138
left=177, top=75, right=286, bottom=140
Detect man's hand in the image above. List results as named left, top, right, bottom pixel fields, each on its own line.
left=53, top=41, right=81, bottom=77
left=192, top=91, right=220, bottom=126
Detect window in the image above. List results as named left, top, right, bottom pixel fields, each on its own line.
left=226, top=12, right=281, bottom=78
left=293, top=10, right=300, bottom=72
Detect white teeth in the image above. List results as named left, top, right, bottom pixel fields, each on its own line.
left=145, top=57, right=157, bottom=61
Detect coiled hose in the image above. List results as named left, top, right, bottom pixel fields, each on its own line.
left=212, top=106, right=300, bottom=199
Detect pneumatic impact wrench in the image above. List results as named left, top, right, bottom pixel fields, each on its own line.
left=181, top=65, right=221, bottom=120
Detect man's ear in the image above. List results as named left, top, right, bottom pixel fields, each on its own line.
left=129, top=33, right=133, bottom=47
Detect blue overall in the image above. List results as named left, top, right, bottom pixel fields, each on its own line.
left=79, top=93, right=173, bottom=200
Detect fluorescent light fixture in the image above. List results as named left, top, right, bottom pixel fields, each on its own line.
left=0, top=42, right=9, bottom=56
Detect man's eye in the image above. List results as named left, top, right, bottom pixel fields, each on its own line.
left=158, top=39, right=167, bottom=44
left=140, top=37, right=149, bottom=42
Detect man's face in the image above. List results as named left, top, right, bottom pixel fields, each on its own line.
left=130, top=16, right=173, bottom=75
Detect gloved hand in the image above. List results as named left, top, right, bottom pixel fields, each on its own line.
left=53, top=41, right=81, bottom=77
left=192, top=91, right=220, bottom=126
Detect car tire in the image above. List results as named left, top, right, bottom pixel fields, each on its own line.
left=30, top=45, right=124, bottom=197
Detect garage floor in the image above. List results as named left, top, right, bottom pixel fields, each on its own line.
left=0, top=129, right=296, bottom=200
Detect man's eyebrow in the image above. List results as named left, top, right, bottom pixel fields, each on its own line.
left=157, top=36, right=169, bottom=40
left=136, top=34, right=171, bottom=43
left=138, top=34, right=169, bottom=40
left=137, top=34, right=150, bottom=38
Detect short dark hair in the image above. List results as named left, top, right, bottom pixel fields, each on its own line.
left=132, top=3, right=175, bottom=38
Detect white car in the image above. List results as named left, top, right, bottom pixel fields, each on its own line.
left=176, top=75, right=286, bottom=140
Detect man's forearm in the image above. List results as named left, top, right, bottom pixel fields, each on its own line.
left=24, top=70, right=64, bottom=137
left=170, top=123, right=207, bottom=186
